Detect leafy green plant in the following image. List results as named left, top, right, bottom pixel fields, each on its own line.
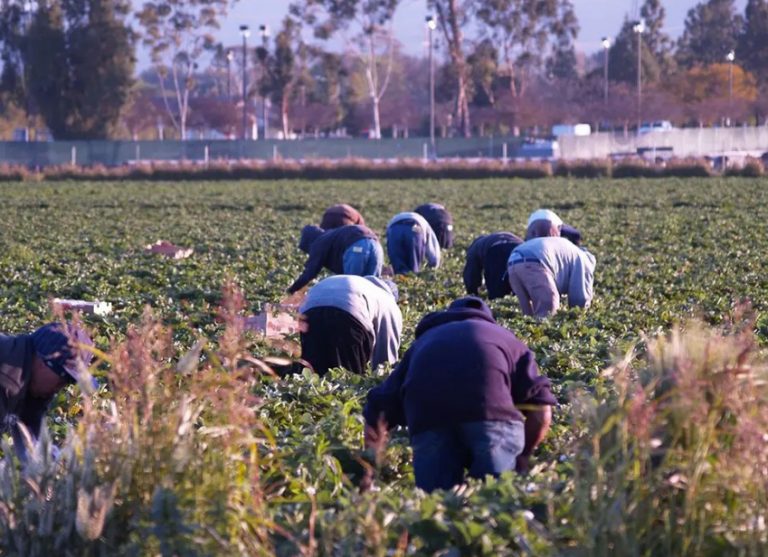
left=2, top=177, right=768, bottom=554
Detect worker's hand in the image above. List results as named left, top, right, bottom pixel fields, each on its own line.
left=516, top=453, right=531, bottom=475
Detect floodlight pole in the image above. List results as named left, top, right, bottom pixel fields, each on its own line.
left=633, top=20, right=645, bottom=131
left=426, top=16, right=437, bottom=157
left=727, top=49, right=735, bottom=124
left=226, top=50, right=233, bottom=100
left=240, top=25, right=250, bottom=140
left=602, top=37, right=610, bottom=104
left=260, top=25, right=270, bottom=140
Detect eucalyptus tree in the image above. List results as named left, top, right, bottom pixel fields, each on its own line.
left=137, top=0, right=234, bottom=140
left=474, top=0, right=578, bottom=97
left=428, top=0, right=472, bottom=136
left=291, top=0, right=400, bottom=139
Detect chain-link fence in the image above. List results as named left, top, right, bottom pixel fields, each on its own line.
left=0, top=136, right=524, bottom=167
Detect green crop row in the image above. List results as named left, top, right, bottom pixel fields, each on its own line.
left=1, top=178, right=768, bottom=555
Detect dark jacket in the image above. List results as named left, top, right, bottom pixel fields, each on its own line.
left=320, top=204, right=366, bottom=229
left=289, top=225, right=379, bottom=293
left=463, top=232, right=523, bottom=298
left=527, top=221, right=583, bottom=247
left=414, top=203, right=454, bottom=249
left=560, top=224, right=582, bottom=246
left=0, top=334, right=52, bottom=455
left=363, top=298, right=556, bottom=435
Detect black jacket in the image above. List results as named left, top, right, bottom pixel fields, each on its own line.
left=463, top=232, right=523, bottom=298
left=414, top=203, right=454, bottom=249
left=560, top=224, right=582, bottom=246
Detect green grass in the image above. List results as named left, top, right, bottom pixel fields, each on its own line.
left=2, top=177, right=768, bottom=555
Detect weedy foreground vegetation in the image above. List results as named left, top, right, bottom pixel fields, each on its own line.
left=1, top=178, right=768, bottom=556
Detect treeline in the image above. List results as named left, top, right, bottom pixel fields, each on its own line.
left=1, top=0, right=767, bottom=141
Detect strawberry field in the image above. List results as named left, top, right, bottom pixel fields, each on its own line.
left=2, top=177, right=768, bottom=555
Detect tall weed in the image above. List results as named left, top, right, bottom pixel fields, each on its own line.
left=563, top=320, right=768, bottom=556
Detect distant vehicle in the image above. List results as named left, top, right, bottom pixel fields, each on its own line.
left=552, top=123, right=591, bottom=137
left=517, top=138, right=559, bottom=159
left=638, top=120, right=675, bottom=134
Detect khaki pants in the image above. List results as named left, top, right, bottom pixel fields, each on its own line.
left=508, top=262, right=559, bottom=318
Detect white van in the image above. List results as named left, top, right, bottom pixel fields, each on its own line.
left=638, top=121, right=674, bottom=134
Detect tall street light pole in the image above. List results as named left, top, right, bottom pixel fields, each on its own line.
left=260, top=24, right=270, bottom=140
left=633, top=19, right=645, bottom=131
left=426, top=15, right=436, bottom=157
left=226, top=49, right=233, bottom=100
left=240, top=25, right=250, bottom=140
left=727, top=49, right=735, bottom=125
left=601, top=37, right=610, bottom=104
left=23, top=0, right=38, bottom=141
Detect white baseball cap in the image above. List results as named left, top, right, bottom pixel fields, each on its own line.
left=527, top=209, right=563, bottom=227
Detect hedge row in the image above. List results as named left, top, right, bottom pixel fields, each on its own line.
left=0, top=157, right=763, bottom=182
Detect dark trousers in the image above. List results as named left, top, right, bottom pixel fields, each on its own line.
left=387, top=220, right=426, bottom=274
left=484, top=242, right=516, bottom=299
left=300, top=307, right=374, bottom=376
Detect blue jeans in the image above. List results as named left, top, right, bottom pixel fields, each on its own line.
left=387, top=220, right=426, bottom=274
left=411, top=420, right=525, bottom=492
left=342, top=238, right=383, bottom=277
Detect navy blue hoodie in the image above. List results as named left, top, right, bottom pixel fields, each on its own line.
left=560, top=224, right=582, bottom=246
left=414, top=203, right=454, bottom=249
left=363, top=297, right=556, bottom=435
left=289, top=225, right=379, bottom=293
left=0, top=334, right=53, bottom=459
left=463, top=232, right=523, bottom=298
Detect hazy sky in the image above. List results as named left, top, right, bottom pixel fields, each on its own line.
left=135, top=0, right=749, bottom=68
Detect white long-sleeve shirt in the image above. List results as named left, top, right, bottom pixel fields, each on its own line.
left=300, top=275, right=403, bottom=368
left=386, top=212, right=441, bottom=269
left=509, top=237, right=596, bottom=307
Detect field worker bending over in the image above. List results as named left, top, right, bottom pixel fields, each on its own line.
left=508, top=209, right=596, bottom=318
left=299, top=275, right=402, bottom=376
left=414, top=203, right=454, bottom=249
left=0, top=322, right=93, bottom=461
left=386, top=212, right=441, bottom=275
left=287, top=224, right=384, bottom=294
left=320, top=204, right=366, bottom=230
left=363, top=297, right=556, bottom=492
left=463, top=232, right=524, bottom=300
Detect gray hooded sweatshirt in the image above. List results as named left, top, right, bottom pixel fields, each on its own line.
left=300, top=275, right=403, bottom=368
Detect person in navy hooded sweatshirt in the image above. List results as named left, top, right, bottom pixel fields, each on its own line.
left=463, top=232, right=524, bottom=299
left=414, top=203, right=454, bottom=249
left=363, top=297, right=556, bottom=492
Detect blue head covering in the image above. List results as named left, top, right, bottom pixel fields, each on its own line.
left=299, top=225, right=325, bottom=253
left=31, top=323, right=94, bottom=384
